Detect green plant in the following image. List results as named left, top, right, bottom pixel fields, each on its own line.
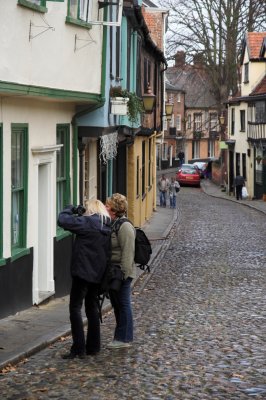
left=127, top=91, right=144, bottom=124
left=110, top=86, right=144, bottom=124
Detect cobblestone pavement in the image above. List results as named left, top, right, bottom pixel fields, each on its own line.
left=1, top=188, right=266, bottom=399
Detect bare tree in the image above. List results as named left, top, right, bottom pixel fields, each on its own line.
left=160, top=0, right=266, bottom=105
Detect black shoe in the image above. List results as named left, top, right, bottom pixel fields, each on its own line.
left=86, top=351, right=99, bottom=356
left=61, top=352, right=85, bottom=360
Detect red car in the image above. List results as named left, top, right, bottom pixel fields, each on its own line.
left=176, top=164, right=201, bottom=187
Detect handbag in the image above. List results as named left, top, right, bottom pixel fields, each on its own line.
left=242, top=186, right=248, bottom=199
left=99, top=263, right=124, bottom=295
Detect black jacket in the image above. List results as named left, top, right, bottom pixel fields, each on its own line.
left=57, top=206, right=111, bottom=283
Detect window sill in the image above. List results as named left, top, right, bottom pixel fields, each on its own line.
left=11, top=247, right=31, bottom=262
left=65, top=16, right=92, bottom=30
left=56, top=229, right=72, bottom=241
left=18, top=0, right=47, bottom=13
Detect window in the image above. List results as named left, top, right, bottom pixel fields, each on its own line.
left=11, top=124, right=28, bottom=254
left=194, top=113, right=202, bottom=132
left=18, top=0, right=64, bottom=12
left=231, top=108, right=235, bottom=135
left=177, top=93, right=181, bottom=103
left=56, top=125, right=70, bottom=230
left=144, top=57, right=151, bottom=93
left=255, top=101, right=266, bottom=123
left=68, top=0, right=91, bottom=23
left=210, top=113, right=217, bottom=131
left=244, top=63, right=249, bottom=83
left=208, top=140, right=215, bottom=157
left=162, top=143, right=168, bottom=160
left=187, top=114, right=191, bottom=129
left=192, top=140, right=200, bottom=159
left=176, top=115, right=181, bottom=131
left=240, top=110, right=246, bottom=131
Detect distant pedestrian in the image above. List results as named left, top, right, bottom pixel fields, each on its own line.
left=105, top=193, right=135, bottom=349
left=158, top=174, right=170, bottom=207
left=57, top=199, right=111, bottom=359
left=169, top=177, right=180, bottom=208
left=178, top=151, right=185, bottom=165
left=234, top=174, right=245, bottom=200
left=205, top=162, right=212, bottom=180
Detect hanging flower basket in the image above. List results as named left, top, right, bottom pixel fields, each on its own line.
left=110, top=97, right=129, bottom=115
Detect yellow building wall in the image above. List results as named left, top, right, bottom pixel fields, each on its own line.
left=127, top=135, right=156, bottom=227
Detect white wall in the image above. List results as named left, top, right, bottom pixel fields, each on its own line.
left=0, top=0, right=103, bottom=94
left=1, top=96, right=74, bottom=258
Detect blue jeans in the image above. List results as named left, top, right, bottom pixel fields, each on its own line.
left=69, top=277, right=100, bottom=355
left=160, top=190, right=167, bottom=207
left=170, top=195, right=176, bottom=208
left=110, top=278, right=133, bottom=343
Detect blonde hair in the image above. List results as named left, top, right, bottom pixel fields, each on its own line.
left=106, top=193, right=128, bottom=217
left=84, top=199, right=110, bottom=225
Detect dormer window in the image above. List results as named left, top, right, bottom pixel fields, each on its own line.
left=244, top=63, right=249, bottom=83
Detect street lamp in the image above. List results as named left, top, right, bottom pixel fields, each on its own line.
left=165, top=102, right=174, bottom=121
left=142, top=83, right=156, bottom=113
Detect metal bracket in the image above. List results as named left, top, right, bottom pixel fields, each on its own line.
left=29, top=16, right=55, bottom=41
left=74, top=32, right=96, bottom=52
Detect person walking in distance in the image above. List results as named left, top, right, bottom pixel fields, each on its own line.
left=178, top=150, right=185, bottom=165
left=158, top=174, right=170, bottom=207
left=105, top=193, right=135, bottom=349
left=169, top=176, right=180, bottom=208
left=57, top=199, right=111, bottom=359
left=233, top=174, right=245, bottom=200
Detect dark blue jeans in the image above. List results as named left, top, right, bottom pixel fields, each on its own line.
left=110, top=277, right=133, bottom=343
left=69, top=277, right=100, bottom=355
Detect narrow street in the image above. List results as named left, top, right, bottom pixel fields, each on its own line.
left=1, top=188, right=266, bottom=399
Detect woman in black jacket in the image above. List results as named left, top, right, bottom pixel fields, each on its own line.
left=58, top=199, right=111, bottom=359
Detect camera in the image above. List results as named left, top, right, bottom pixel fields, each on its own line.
left=72, top=205, right=86, bottom=216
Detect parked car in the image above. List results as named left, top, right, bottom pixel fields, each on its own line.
left=192, top=161, right=207, bottom=178
left=176, top=165, right=201, bottom=187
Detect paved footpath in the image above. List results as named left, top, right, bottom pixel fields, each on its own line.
left=0, top=186, right=265, bottom=399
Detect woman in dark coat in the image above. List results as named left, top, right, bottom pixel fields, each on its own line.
left=57, top=199, right=111, bottom=359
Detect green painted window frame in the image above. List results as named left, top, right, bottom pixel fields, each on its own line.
left=66, top=0, right=92, bottom=29
left=56, top=124, right=71, bottom=238
left=11, top=124, right=29, bottom=261
left=17, top=0, right=47, bottom=13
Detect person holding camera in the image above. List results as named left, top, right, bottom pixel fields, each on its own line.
left=105, top=193, right=135, bottom=349
left=57, top=199, right=111, bottom=359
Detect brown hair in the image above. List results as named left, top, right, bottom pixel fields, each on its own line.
left=106, top=193, right=128, bottom=217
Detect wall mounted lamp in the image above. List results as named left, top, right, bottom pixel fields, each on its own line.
left=165, top=102, right=174, bottom=120
left=142, top=83, right=156, bottom=113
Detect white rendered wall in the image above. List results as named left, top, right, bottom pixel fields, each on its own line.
left=1, top=96, right=74, bottom=259
left=0, top=0, right=102, bottom=94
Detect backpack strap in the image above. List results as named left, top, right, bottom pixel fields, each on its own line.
left=112, top=217, right=132, bottom=235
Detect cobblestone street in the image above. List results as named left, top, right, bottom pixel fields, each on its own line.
left=1, top=188, right=266, bottom=399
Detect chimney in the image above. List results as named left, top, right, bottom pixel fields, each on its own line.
left=175, top=51, right=186, bottom=67
left=193, top=53, right=205, bottom=69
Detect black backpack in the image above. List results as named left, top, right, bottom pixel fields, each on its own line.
left=113, top=218, right=152, bottom=272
